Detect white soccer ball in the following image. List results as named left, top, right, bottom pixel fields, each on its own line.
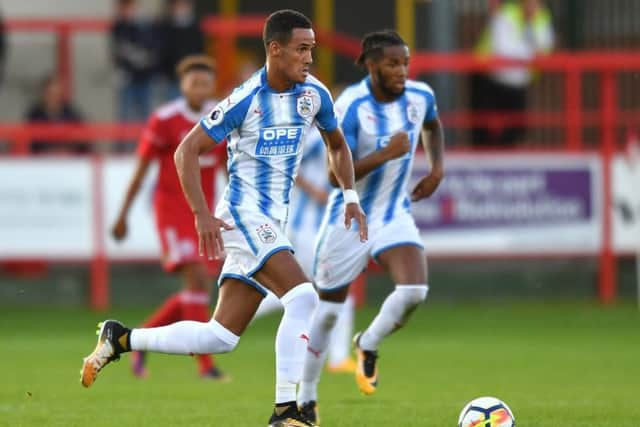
left=458, top=396, right=515, bottom=427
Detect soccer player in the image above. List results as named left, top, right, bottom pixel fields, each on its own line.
left=297, top=30, right=444, bottom=423
left=110, top=55, right=227, bottom=380
left=80, top=10, right=367, bottom=427
left=254, top=126, right=357, bottom=374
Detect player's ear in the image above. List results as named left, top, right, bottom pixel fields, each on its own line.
left=268, top=41, right=281, bottom=57
left=364, top=57, right=377, bottom=74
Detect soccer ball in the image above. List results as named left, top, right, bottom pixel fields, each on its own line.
left=458, top=396, right=515, bottom=427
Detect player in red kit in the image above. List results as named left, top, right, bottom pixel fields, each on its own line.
left=111, top=55, right=228, bottom=380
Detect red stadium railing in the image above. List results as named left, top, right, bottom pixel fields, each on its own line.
left=3, top=17, right=640, bottom=308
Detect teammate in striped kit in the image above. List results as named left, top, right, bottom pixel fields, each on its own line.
left=255, top=126, right=357, bottom=374
left=80, top=10, right=366, bottom=427
left=297, top=30, right=445, bottom=424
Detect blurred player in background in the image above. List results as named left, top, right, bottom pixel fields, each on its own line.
left=81, top=10, right=366, bottom=427
left=254, top=126, right=357, bottom=374
left=297, top=30, right=444, bottom=423
left=111, top=55, right=227, bottom=380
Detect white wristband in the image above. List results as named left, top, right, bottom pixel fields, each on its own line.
left=343, top=189, right=360, bottom=205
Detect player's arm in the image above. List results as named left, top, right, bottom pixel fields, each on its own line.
left=174, top=125, right=233, bottom=260
left=111, top=156, right=152, bottom=241
left=295, top=175, right=329, bottom=204
left=411, top=117, right=445, bottom=201
left=112, top=115, right=161, bottom=241
left=320, top=127, right=367, bottom=242
left=353, top=132, right=411, bottom=181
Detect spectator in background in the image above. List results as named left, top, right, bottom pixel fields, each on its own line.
left=111, top=0, right=156, bottom=123
left=156, top=0, right=205, bottom=101
left=0, top=10, right=6, bottom=87
left=470, top=0, right=554, bottom=147
left=25, top=74, right=88, bottom=154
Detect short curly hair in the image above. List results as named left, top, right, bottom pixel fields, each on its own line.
left=355, top=30, right=407, bottom=66
left=175, top=55, right=215, bottom=79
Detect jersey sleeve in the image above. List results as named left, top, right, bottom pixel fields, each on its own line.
left=136, top=114, right=165, bottom=159
left=424, top=90, right=439, bottom=123
left=200, top=91, right=254, bottom=143
left=314, top=87, right=338, bottom=132
left=334, top=94, right=359, bottom=155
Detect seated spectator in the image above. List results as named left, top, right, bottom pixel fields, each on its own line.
left=25, top=74, right=88, bottom=155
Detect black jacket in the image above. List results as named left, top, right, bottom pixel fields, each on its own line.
left=110, top=18, right=157, bottom=82
left=155, top=17, right=205, bottom=81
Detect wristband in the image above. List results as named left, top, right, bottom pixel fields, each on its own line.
left=343, top=189, right=360, bottom=205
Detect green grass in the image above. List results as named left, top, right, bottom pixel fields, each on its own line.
left=1, top=302, right=639, bottom=426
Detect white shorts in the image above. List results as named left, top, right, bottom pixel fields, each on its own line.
left=215, top=201, right=293, bottom=296
left=286, top=226, right=317, bottom=279
left=313, top=212, right=425, bottom=292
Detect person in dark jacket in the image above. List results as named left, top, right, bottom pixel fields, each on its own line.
left=25, top=74, right=88, bottom=154
left=111, top=0, right=157, bottom=122
left=0, top=10, right=6, bottom=87
left=156, top=0, right=205, bottom=100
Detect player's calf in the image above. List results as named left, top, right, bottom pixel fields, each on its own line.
left=360, top=284, right=428, bottom=350
left=354, top=284, right=429, bottom=394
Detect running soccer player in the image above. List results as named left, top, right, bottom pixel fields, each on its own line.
left=254, top=126, right=357, bottom=374
left=80, top=10, right=367, bottom=427
left=297, top=30, right=444, bottom=423
left=111, top=55, right=227, bottom=381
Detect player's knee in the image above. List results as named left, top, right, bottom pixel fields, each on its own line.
left=315, top=300, right=341, bottom=330
left=281, top=282, right=319, bottom=313
left=396, top=285, right=429, bottom=306
left=203, top=320, right=240, bottom=354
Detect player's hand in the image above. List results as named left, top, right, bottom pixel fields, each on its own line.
left=195, top=212, right=234, bottom=260
left=411, top=172, right=443, bottom=202
left=382, top=131, right=411, bottom=160
left=111, top=217, right=128, bottom=241
left=344, top=203, right=368, bottom=242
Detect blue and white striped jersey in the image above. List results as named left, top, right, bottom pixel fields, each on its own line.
left=324, top=77, right=438, bottom=227
left=287, top=127, right=329, bottom=235
left=200, top=67, right=338, bottom=222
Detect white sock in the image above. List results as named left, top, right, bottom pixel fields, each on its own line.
left=253, top=291, right=283, bottom=319
left=359, top=284, right=429, bottom=351
left=130, top=318, right=239, bottom=355
left=275, top=283, right=319, bottom=404
left=297, top=299, right=343, bottom=404
left=328, top=295, right=355, bottom=366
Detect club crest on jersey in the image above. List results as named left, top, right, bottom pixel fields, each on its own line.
left=407, top=103, right=420, bottom=124
left=256, top=224, right=277, bottom=244
left=297, top=94, right=314, bottom=117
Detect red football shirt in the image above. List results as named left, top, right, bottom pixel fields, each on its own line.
left=137, top=98, right=226, bottom=227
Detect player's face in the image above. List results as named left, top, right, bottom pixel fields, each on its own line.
left=181, top=70, right=214, bottom=110
left=373, top=45, right=410, bottom=97
left=279, top=28, right=315, bottom=84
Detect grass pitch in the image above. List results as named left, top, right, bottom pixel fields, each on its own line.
left=1, top=302, right=639, bottom=426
